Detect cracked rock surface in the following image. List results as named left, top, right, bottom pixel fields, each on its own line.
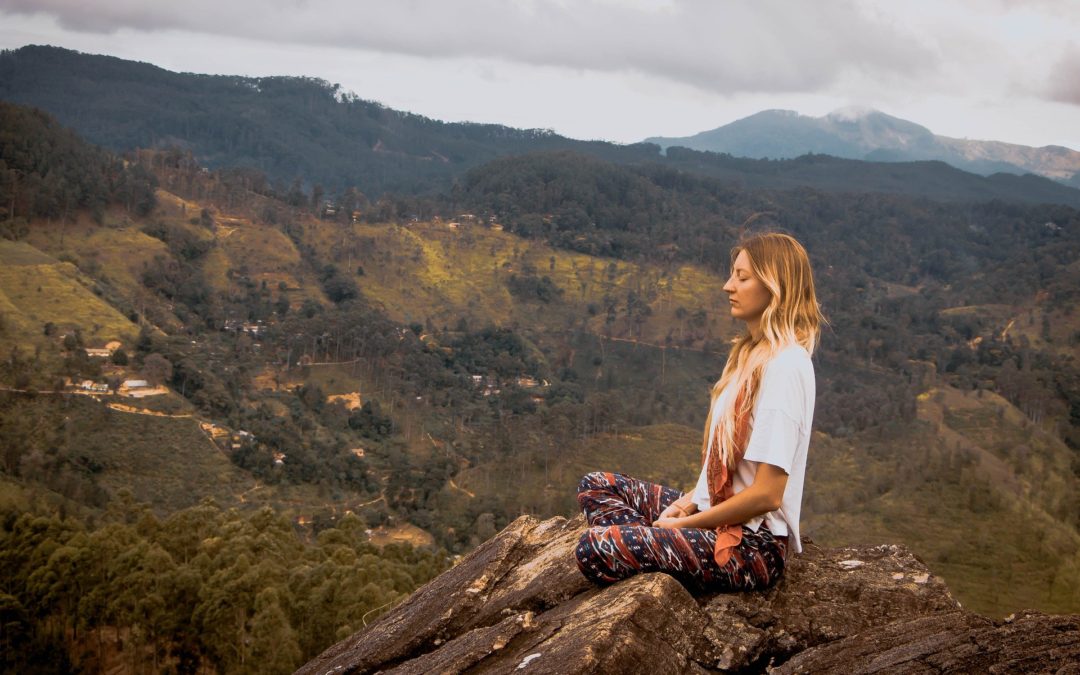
left=775, top=610, right=1080, bottom=673
left=296, top=514, right=1080, bottom=674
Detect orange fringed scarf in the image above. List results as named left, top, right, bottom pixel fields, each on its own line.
left=702, top=387, right=752, bottom=567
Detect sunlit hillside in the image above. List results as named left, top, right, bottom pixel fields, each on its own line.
left=0, top=239, right=139, bottom=351
left=302, top=217, right=732, bottom=346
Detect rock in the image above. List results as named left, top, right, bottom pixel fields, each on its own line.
left=774, top=610, right=1080, bottom=673
left=296, top=514, right=590, bottom=675
left=696, top=541, right=964, bottom=669
left=296, top=515, right=1080, bottom=674
left=385, top=573, right=712, bottom=674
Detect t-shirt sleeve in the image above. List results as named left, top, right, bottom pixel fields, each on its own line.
left=742, top=408, right=801, bottom=474
left=742, top=353, right=811, bottom=474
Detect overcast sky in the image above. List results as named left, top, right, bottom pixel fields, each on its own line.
left=1, top=0, right=1078, bottom=150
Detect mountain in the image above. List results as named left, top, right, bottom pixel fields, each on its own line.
left=4, top=46, right=1080, bottom=209
left=0, top=45, right=657, bottom=195
left=646, top=108, right=1080, bottom=188
left=656, top=148, right=1080, bottom=209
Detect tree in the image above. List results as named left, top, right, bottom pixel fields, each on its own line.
left=0, top=593, right=31, bottom=670
left=319, top=264, right=357, bottom=304
left=62, top=332, right=81, bottom=351
left=248, top=587, right=301, bottom=674
left=142, top=353, right=173, bottom=387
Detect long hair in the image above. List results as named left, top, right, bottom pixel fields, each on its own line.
left=703, top=232, right=825, bottom=469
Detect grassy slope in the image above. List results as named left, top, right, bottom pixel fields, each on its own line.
left=804, top=385, right=1080, bottom=616
left=455, top=422, right=702, bottom=517
left=303, top=219, right=731, bottom=344
left=1, top=390, right=387, bottom=522
left=0, top=239, right=139, bottom=350
left=0, top=199, right=373, bottom=519
left=68, top=396, right=254, bottom=509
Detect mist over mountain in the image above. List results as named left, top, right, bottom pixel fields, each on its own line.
left=646, top=108, right=1080, bottom=188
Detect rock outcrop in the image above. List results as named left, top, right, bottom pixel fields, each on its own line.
left=297, top=514, right=1080, bottom=674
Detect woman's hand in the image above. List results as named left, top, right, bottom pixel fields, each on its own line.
left=652, top=516, right=684, bottom=529
left=653, top=501, right=688, bottom=528
left=657, top=503, right=687, bottom=521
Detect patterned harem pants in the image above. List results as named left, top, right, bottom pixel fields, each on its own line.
left=575, top=471, right=787, bottom=593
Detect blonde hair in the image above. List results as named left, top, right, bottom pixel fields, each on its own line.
left=703, top=232, right=824, bottom=468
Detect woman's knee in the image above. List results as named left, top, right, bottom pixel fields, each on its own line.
left=574, top=529, right=593, bottom=566
left=577, top=471, right=608, bottom=494
left=574, top=529, right=596, bottom=573
left=575, top=527, right=615, bottom=583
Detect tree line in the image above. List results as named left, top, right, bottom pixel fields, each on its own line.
left=0, top=494, right=448, bottom=674
left=0, top=101, right=157, bottom=237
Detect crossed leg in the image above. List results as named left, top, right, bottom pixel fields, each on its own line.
left=574, top=471, right=786, bottom=592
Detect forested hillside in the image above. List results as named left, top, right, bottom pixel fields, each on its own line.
left=0, top=100, right=157, bottom=234
left=4, top=46, right=1080, bottom=208
left=659, top=147, right=1080, bottom=208
left=0, top=45, right=654, bottom=196
left=2, top=100, right=1080, bottom=672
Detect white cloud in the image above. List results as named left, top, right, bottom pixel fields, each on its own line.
left=0, top=0, right=937, bottom=95
left=0, top=0, right=1077, bottom=148
left=1046, top=44, right=1080, bottom=105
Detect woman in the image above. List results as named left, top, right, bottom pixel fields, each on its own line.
left=575, top=232, right=823, bottom=592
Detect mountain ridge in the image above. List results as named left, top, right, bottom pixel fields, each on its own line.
left=4, top=46, right=1080, bottom=207
left=647, top=108, right=1080, bottom=188
left=0, top=44, right=653, bottom=196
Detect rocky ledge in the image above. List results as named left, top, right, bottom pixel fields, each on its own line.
left=297, top=514, right=1080, bottom=674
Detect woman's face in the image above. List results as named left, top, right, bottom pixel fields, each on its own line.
left=723, top=250, right=771, bottom=325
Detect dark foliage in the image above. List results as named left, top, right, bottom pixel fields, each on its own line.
left=318, top=263, right=359, bottom=304
left=0, top=46, right=655, bottom=196
left=0, top=100, right=157, bottom=232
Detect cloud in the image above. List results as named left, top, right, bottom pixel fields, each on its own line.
left=1046, top=45, right=1080, bottom=105
left=0, top=0, right=938, bottom=95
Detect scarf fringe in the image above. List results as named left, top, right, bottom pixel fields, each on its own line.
left=702, top=388, right=751, bottom=566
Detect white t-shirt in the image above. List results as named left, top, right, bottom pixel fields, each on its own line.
left=690, top=343, right=815, bottom=554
